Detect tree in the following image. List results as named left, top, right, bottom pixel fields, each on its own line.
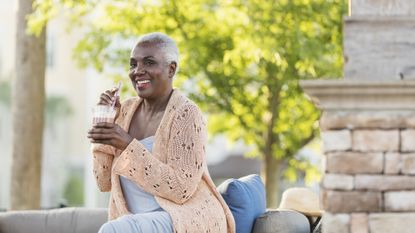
left=31, top=0, right=346, bottom=207
left=10, top=0, right=46, bottom=210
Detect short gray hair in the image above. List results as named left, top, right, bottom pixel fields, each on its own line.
left=135, top=32, right=180, bottom=76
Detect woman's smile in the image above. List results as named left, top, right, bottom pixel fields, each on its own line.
left=136, top=79, right=151, bottom=90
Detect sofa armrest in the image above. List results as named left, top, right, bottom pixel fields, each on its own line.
left=252, top=209, right=310, bottom=233
left=0, top=207, right=107, bottom=233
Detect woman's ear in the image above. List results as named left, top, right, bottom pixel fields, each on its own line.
left=168, top=62, right=177, bottom=78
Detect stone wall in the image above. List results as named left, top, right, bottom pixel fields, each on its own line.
left=344, top=17, right=415, bottom=80
left=351, top=0, right=415, bottom=16
left=301, top=80, right=415, bottom=233
left=345, top=0, right=415, bottom=81
left=320, top=111, right=415, bottom=233
left=301, top=0, right=415, bottom=232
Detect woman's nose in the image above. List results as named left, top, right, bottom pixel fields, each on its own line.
left=132, top=66, right=146, bottom=75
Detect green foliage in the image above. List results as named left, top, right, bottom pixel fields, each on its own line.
left=45, top=95, right=73, bottom=122
left=0, top=81, right=11, bottom=106
left=63, top=172, right=84, bottom=206
left=28, top=0, right=97, bottom=36
left=30, top=0, right=347, bottom=185
left=0, top=79, right=72, bottom=122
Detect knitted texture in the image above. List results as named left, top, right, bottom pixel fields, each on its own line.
left=92, top=90, right=235, bottom=233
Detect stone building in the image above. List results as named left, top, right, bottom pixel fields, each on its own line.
left=302, top=0, right=415, bottom=232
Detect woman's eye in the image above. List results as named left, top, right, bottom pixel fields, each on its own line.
left=144, top=60, right=155, bottom=66
left=130, top=63, right=137, bottom=69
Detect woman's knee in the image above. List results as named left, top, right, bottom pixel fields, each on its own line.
left=98, top=215, right=145, bottom=233
left=98, top=222, right=116, bottom=233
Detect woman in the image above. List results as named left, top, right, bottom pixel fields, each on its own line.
left=87, top=32, right=235, bottom=233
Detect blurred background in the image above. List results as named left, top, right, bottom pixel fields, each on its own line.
left=0, top=0, right=347, bottom=210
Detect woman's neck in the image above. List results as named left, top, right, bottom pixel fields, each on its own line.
left=141, top=89, right=173, bottom=116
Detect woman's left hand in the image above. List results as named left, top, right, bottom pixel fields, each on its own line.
left=87, top=122, right=134, bottom=151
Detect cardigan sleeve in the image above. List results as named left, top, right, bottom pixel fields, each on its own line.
left=112, top=104, right=207, bottom=204
left=91, top=143, right=114, bottom=192
left=90, top=98, right=131, bottom=192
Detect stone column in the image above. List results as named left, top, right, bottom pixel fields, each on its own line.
left=301, top=1, right=415, bottom=233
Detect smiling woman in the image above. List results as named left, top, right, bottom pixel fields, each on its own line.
left=87, top=32, right=235, bottom=233
left=128, top=38, right=177, bottom=100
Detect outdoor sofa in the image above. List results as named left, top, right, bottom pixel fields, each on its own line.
left=0, top=175, right=315, bottom=233
left=0, top=207, right=311, bottom=233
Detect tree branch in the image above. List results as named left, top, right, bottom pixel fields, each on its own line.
left=170, top=0, right=190, bottom=41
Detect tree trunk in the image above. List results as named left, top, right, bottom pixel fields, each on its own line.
left=10, top=0, right=46, bottom=210
left=263, top=154, right=282, bottom=208
left=262, top=83, right=281, bottom=208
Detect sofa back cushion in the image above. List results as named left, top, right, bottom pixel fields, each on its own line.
left=217, top=174, right=266, bottom=233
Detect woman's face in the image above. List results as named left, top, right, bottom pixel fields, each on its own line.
left=129, top=43, right=176, bottom=99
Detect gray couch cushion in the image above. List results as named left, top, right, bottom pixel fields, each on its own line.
left=0, top=207, right=107, bottom=233
left=252, top=210, right=310, bottom=233
left=0, top=208, right=312, bottom=233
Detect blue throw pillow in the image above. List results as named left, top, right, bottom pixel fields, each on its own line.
left=217, top=174, right=266, bottom=233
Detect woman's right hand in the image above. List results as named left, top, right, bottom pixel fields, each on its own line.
left=98, top=88, right=121, bottom=118
left=98, top=88, right=119, bottom=105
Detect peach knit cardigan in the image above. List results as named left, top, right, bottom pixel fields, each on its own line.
left=92, top=90, right=236, bottom=233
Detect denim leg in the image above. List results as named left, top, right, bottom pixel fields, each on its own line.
left=98, top=211, right=173, bottom=233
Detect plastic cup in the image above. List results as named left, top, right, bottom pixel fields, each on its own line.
left=92, top=105, right=117, bottom=124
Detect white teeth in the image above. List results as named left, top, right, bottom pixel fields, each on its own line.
left=137, top=80, right=150, bottom=84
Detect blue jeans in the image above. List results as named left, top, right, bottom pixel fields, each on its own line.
left=98, top=211, right=173, bottom=233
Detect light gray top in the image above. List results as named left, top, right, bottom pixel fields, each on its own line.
left=119, top=136, right=163, bottom=214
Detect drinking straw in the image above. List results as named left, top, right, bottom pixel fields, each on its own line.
left=112, top=81, right=122, bottom=109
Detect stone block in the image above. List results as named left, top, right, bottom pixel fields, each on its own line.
left=323, top=191, right=381, bottom=212
left=351, top=0, right=415, bottom=16
left=369, top=213, right=415, bottom=233
left=385, top=191, right=415, bottom=211
left=322, top=213, right=350, bottom=233
left=320, top=110, right=415, bottom=130
left=345, top=17, right=415, bottom=80
left=401, top=130, right=415, bottom=152
left=355, top=175, right=415, bottom=191
left=401, top=153, right=415, bottom=174
left=352, top=130, right=399, bottom=152
left=327, top=152, right=383, bottom=174
left=322, top=174, right=354, bottom=190
left=322, top=155, right=327, bottom=173
left=384, top=152, right=401, bottom=174
left=351, top=213, right=368, bottom=233
left=322, top=130, right=352, bottom=152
